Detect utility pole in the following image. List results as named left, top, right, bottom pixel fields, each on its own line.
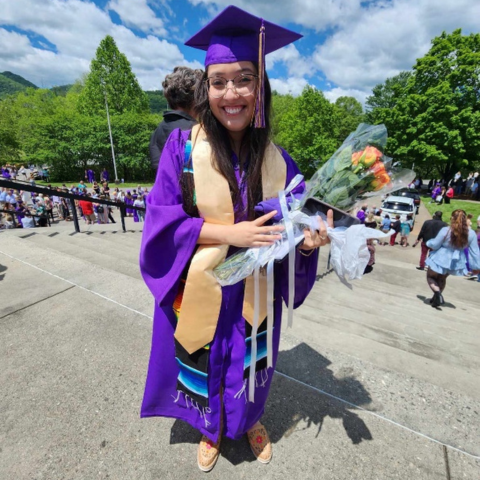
left=101, top=78, right=119, bottom=183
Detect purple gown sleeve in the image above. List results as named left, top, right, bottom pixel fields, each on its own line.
left=139, top=128, right=204, bottom=307
left=276, top=148, right=319, bottom=308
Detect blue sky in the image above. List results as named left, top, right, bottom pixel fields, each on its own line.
left=1, top=0, right=479, bottom=104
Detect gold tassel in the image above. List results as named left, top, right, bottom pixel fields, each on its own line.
left=254, top=21, right=266, bottom=128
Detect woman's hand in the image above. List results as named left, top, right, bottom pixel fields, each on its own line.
left=300, top=209, right=334, bottom=251
left=226, top=210, right=284, bottom=248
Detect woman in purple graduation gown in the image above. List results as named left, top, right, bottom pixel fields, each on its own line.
left=139, top=5, right=332, bottom=473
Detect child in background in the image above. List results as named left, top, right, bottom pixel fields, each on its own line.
left=400, top=214, right=414, bottom=247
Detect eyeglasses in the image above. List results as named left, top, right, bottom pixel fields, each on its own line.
left=206, top=74, right=258, bottom=98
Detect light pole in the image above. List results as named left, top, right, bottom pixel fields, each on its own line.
left=101, top=79, right=119, bottom=183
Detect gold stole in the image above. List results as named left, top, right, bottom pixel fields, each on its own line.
left=174, top=125, right=287, bottom=354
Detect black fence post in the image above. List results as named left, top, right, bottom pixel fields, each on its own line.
left=71, top=202, right=80, bottom=233
left=120, top=205, right=126, bottom=233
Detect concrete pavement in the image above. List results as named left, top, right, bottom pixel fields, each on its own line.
left=0, top=204, right=479, bottom=479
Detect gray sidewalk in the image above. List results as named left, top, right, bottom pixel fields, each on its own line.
left=0, top=207, right=479, bottom=479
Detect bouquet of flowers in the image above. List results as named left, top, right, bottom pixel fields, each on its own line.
left=213, top=123, right=415, bottom=286
left=306, top=123, right=408, bottom=211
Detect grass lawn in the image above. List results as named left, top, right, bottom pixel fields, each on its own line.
left=422, top=195, right=480, bottom=222
left=36, top=181, right=155, bottom=189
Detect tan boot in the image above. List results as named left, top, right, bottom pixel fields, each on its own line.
left=197, top=435, right=221, bottom=472
left=247, top=422, right=272, bottom=464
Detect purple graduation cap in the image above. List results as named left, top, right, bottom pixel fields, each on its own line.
left=185, top=5, right=302, bottom=128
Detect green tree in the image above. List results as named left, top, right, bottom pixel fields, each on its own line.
left=79, top=35, right=148, bottom=115
left=334, top=96, right=364, bottom=144
left=367, top=30, right=480, bottom=180
left=271, top=91, right=295, bottom=143
left=0, top=96, right=21, bottom=161
left=145, top=90, right=168, bottom=114
left=275, top=86, right=340, bottom=177
left=111, top=111, right=160, bottom=181
left=365, top=71, right=411, bottom=121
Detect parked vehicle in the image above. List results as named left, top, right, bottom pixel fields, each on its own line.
left=381, top=195, right=416, bottom=226
left=395, top=188, right=421, bottom=213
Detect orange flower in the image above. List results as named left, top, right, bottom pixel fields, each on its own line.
left=352, top=146, right=382, bottom=168
left=351, top=150, right=363, bottom=166
left=371, top=172, right=391, bottom=191
left=369, top=160, right=386, bottom=176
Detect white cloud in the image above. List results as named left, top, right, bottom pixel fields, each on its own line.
left=2, top=0, right=480, bottom=98
left=267, top=44, right=312, bottom=78
left=323, top=87, right=369, bottom=106
left=313, top=0, right=480, bottom=93
left=188, top=0, right=363, bottom=31
left=269, top=77, right=309, bottom=96
left=107, top=0, right=167, bottom=36
left=0, top=0, right=201, bottom=90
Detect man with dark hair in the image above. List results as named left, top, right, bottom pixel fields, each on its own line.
left=149, top=66, right=204, bottom=169
left=413, top=211, right=448, bottom=270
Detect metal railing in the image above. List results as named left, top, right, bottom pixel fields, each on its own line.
left=0, top=179, right=145, bottom=233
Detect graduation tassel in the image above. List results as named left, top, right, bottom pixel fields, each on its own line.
left=254, top=21, right=266, bottom=128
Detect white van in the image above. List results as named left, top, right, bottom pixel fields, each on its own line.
left=381, top=195, right=416, bottom=225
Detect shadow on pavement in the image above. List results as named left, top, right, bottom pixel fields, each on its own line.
left=0, top=263, right=7, bottom=281
left=416, top=294, right=456, bottom=309
left=169, top=342, right=373, bottom=466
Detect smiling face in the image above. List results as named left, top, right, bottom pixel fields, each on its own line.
left=207, top=61, right=257, bottom=139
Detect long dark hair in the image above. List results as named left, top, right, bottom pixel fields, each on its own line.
left=449, top=209, right=469, bottom=249
left=181, top=64, right=272, bottom=220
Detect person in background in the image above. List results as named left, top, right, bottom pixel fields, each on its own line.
left=15, top=200, right=27, bottom=227
left=0, top=188, right=7, bottom=210
left=101, top=182, right=110, bottom=198
left=413, top=211, right=447, bottom=270
left=149, top=66, right=204, bottom=170
left=61, top=194, right=71, bottom=221
left=101, top=168, right=109, bottom=183
left=44, top=196, right=54, bottom=222
left=364, top=239, right=375, bottom=274
left=364, top=212, right=377, bottom=229
left=400, top=213, right=413, bottom=247
left=19, top=165, right=27, bottom=180
left=430, top=183, right=442, bottom=203
left=3, top=214, right=15, bottom=229
left=2, top=167, right=11, bottom=179
left=454, top=172, right=463, bottom=195
left=94, top=195, right=109, bottom=224
left=437, top=186, right=446, bottom=204
left=373, top=208, right=383, bottom=227
left=425, top=209, right=480, bottom=307
left=21, top=213, right=36, bottom=229
left=124, top=191, right=134, bottom=217
left=445, top=185, right=454, bottom=204
left=86, top=168, right=95, bottom=184
left=356, top=204, right=367, bottom=223
left=379, top=213, right=391, bottom=245
left=133, top=194, right=145, bottom=222
left=79, top=194, right=96, bottom=225
left=390, top=215, right=401, bottom=246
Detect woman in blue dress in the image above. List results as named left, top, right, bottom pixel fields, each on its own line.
left=425, top=209, right=480, bottom=307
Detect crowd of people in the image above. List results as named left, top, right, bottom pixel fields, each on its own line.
left=2, top=164, right=50, bottom=182
left=0, top=180, right=148, bottom=230
left=427, top=171, right=480, bottom=203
